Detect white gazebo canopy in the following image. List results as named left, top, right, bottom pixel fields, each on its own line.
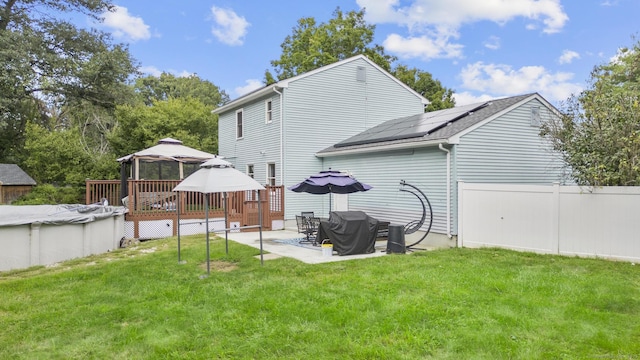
left=117, top=138, right=217, bottom=180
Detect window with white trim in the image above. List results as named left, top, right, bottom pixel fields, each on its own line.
left=247, top=164, right=254, bottom=179
left=265, top=100, right=272, bottom=123
left=266, top=163, right=276, bottom=186
left=530, top=106, right=541, bottom=127
left=236, top=109, right=244, bottom=139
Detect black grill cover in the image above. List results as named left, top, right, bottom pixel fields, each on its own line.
left=317, top=211, right=379, bottom=256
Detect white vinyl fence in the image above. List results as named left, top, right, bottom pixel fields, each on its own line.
left=458, top=182, right=640, bottom=262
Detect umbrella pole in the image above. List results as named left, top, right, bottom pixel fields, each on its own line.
left=258, top=190, right=264, bottom=265
left=224, top=192, right=229, bottom=255
left=205, top=193, right=210, bottom=275
left=177, top=191, right=181, bottom=264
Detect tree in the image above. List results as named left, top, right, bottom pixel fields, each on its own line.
left=22, top=122, right=118, bottom=186
left=266, top=7, right=454, bottom=110
left=0, top=0, right=137, bottom=163
left=393, top=65, right=455, bottom=111
left=133, top=73, right=230, bottom=108
left=110, top=97, right=219, bottom=158
left=541, top=38, right=640, bottom=186
left=266, top=8, right=396, bottom=82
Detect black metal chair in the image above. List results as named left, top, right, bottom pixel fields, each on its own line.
left=296, top=215, right=320, bottom=246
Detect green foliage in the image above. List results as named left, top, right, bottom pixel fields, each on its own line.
left=268, top=7, right=396, bottom=81
left=12, top=184, right=84, bottom=204
left=393, top=65, right=456, bottom=111
left=110, top=97, right=219, bottom=157
left=267, top=7, right=454, bottom=111
left=0, top=0, right=137, bottom=163
left=133, top=73, right=230, bottom=108
left=22, top=122, right=119, bottom=186
left=541, top=38, right=640, bottom=185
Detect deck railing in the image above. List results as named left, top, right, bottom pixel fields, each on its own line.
left=86, top=179, right=284, bottom=235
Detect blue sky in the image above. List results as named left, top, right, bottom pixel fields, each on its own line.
left=88, top=0, right=638, bottom=106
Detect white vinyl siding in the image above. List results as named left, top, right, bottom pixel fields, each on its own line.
left=319, top=148, right=449, bottom=234
left=218, top=93, right=281, bottom=184
left=282, top=58, right=425, bottom=219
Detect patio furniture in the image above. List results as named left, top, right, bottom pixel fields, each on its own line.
left=296, top=215, right=320, bottom=246
left=316, top=211, right=378, bottom=255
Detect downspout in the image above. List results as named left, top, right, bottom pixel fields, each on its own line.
left=273, top=87, right=284, bottom=184
left=438, top=143, right=452, bottom=238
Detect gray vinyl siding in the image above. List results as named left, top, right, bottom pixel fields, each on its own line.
left=283, top=58, right=424, bottom=219
left=451, top=98, right=565, bottom=234
left=455, top=98, right=564, bottom=184
left=319, top=147, right=449, bottom=235
left=218, top=93, right=282, bottom=184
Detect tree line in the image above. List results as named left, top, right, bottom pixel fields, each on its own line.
left=1, top=1, right=638, bottom=204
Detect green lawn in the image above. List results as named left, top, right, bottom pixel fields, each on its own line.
left=1, top=235, right=639, bottom=359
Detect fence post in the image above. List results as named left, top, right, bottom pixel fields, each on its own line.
left=457, top=180, right=464, bottom=248
left=551, top=182, right=560, bottom=255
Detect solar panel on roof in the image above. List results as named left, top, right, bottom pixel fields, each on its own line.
left=335, top=102, right=488, bottom=148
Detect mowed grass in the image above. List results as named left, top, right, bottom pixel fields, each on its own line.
left=1, top=235, right=639, bottom=359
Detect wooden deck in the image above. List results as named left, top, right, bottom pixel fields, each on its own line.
left=86, top=179, right=284, bottom=238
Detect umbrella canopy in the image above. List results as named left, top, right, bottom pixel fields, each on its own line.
left=173, top=157, right=265, bottom=193
left=288, top=169, right=372, bottom=195
left=173, top=157, right=266, bottom=273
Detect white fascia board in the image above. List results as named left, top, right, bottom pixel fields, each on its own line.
left=315, top=138, right=454, bottom=158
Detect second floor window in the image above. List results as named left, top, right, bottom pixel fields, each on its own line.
left=247, top=164, right=254, bottom=178
left=236, top=109, right=243, bottom=139
left=265, top=100, right=272, bottom=123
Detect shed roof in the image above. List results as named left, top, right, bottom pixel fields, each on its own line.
left=317, top=93, right=552, bottom=157
left=0, top=164, right=37, bottom=186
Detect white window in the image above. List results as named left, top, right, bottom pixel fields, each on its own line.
left=265, top=100, right=272, bottom=123
left=236, top=109, right=244, bottom=139
left=247, top=164, right=254, bottom=179
left=266, top=163, right=276, bottom=186
left=530, top=106, right=541, bottom=127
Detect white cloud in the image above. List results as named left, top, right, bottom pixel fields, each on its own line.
left=558, top=50, right=580, bottom=64
left=458, top=61, right=583, bottom=103
left=357, top=0, right=568, bottom=60
left=139, top=66, right=194, bottom=78
left=209, top=6, right=250, bottom=46
left=102, top=6, right=151, bottom=41
left=453, top=92, right=496, bottom=106
left=235, top=79, right=262, bottom=97
left=139, top=66, right=162, bottom=77
left=483, top=36, right=501, bottom=50
left=383, top=33, right=463, bottom=59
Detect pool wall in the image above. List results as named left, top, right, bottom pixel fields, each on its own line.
left=0, top=211, right=125, bottom=272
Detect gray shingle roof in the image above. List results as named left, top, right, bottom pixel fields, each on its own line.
left=317, top=93, right=537, bottom=155
left=0, top=164, right=37, bottom=185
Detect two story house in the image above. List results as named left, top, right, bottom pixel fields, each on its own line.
left=214, top=55, right=428, bottom=223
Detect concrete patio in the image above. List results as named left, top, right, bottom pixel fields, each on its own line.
left=226, top=229, right=389, bottom=264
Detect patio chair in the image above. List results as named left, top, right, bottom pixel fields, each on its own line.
left=296, top=215, right=320, bottom=246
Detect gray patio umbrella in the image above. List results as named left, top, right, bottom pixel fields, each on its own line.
left=173, top=157, right=266, bottom=273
